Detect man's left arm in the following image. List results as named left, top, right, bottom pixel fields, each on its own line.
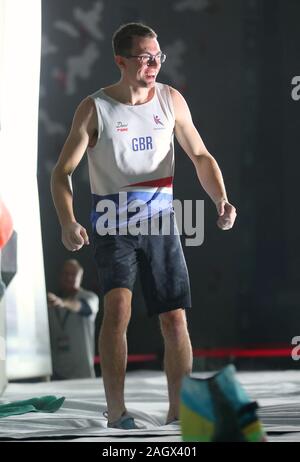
left=47, top=291, right=98, bottom=316
left=170, top=87, right=237, bottom=230
left=47, top=292, right=81, bottom=312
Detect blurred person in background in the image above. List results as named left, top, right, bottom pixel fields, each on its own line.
left=47, top=259, right=99, bottom=380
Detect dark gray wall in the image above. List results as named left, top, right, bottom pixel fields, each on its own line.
left=38, top=0, right=300, bottom=366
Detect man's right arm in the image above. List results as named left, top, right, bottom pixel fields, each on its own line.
left=51, top=97, right=97, bottom=251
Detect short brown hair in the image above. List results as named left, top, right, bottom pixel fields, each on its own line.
left=63, top=259, right=83, bottom=275
left=112, top=22, right=157, bottom=56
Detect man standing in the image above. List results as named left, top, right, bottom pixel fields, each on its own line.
left=47, top=259, right=98, bottom=380
left=51, top=23, right=236, bottom=429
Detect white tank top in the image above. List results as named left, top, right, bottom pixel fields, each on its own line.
left=87, top=83, right=175, bottom=232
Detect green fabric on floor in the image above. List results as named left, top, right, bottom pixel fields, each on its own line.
left=0, top=396, right=65, bottom=418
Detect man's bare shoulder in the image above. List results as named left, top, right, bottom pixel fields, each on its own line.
left=168, top=85, right=183, bottom=100
left=72, top=97, right=97, bottom=135
left=167, top=86, right=190, bottom=121
left=75, top=97, right=96, bottom=121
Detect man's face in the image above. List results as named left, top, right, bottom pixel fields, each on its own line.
left=121, top=36, right=162, bottom=88
left=60, top=263, right=82, bottom=293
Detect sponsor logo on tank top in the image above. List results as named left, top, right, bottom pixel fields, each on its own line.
left=153, top=114, right=165, bottom=130
left=116, top=121, right=128, bottom=132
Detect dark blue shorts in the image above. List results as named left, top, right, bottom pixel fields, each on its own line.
left=93, top=213, right=191, bottom=317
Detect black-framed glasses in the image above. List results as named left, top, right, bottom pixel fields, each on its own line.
left=124, top=52, right=167, bottom=65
